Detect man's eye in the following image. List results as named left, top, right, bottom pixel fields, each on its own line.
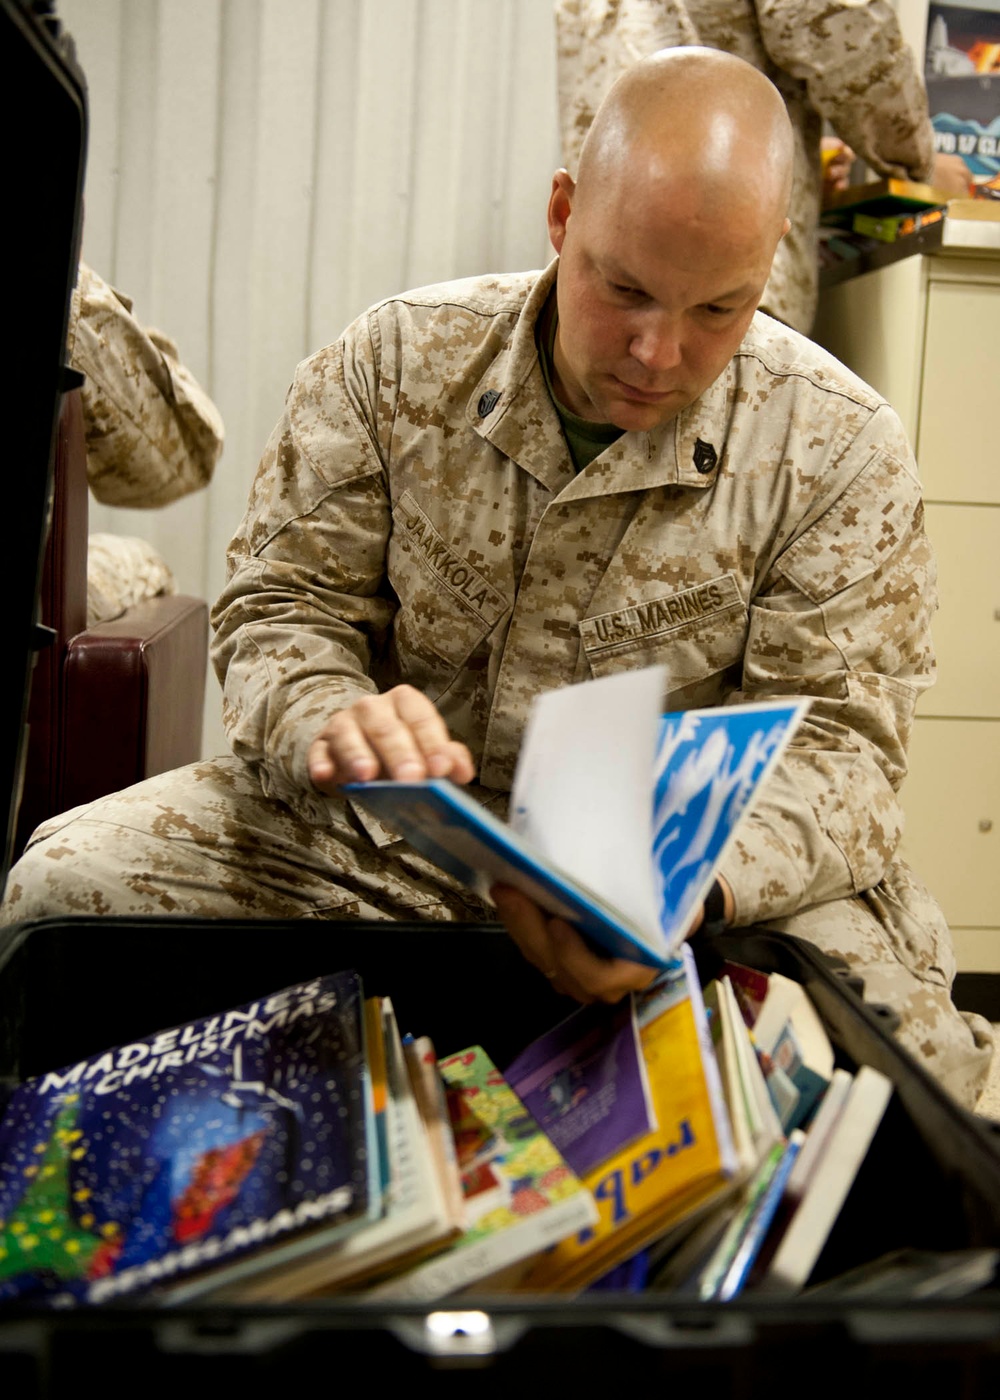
left=703, top=303, right=736, bottom=317
left=610, top=281, right=643, bottom=297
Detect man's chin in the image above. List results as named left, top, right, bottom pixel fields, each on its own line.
left=606, top=396, right=682, bottom=433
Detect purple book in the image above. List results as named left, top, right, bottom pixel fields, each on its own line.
left=503, top=997, right=656, bottom=1178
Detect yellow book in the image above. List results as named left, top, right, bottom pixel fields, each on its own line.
left=519, top=945, right=739, bottom=1293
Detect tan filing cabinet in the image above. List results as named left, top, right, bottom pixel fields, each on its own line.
left=813, top=236, right=1000, bottom=970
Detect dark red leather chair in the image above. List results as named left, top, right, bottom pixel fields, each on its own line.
left=13, top=386, right=209, bottom=860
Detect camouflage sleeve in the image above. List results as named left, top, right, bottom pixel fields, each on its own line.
left=210, top=325, right=397, bottom=821
left=757, top=0, right=935, bottom=182
left=720, top=405, right=936, bottom=925
left=68, top=261, right=224, bottom=508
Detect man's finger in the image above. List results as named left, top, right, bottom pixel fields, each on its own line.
left=547, top=920, right=658, bottom=1003
left=390, top=687, right=477, bottom=782
left=307, top=715, right=380, bottom=788
left=493, top=885, right=657, bottom=1004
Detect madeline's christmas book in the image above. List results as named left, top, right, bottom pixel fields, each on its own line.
left=0, top=971, right=378, bottom=1305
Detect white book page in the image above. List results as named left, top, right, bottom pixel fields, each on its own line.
left=509, top=665, right=667, bottom=949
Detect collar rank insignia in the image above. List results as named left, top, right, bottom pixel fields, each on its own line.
left=693, top=438, right=718, bottom=474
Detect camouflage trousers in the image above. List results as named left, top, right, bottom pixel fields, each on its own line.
left=1, top=755, right=993, bottom=1111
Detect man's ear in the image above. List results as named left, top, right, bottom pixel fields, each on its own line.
left=547, top=169, right=576, bottom=255
left=779, top=216, right=791, bottom=240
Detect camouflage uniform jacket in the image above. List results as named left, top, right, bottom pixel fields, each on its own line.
left=68, top=261, right=224, bottom=508
left=212, top=261, right=936, bottom=933
left=554, top=0, right=936, bottom=333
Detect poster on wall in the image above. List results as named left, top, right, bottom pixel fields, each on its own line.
left=925, top=1, right=1000, bottom=181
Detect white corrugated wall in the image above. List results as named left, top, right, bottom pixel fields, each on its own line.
left=58, top=0, right=561, bottom=760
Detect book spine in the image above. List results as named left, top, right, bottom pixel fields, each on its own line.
left=697, top=1140, right=787, bottom=1301
left=716, top=1131, right=805, bottom=1301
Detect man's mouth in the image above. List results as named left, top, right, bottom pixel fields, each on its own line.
left=611, top=377, right=675, bottom=404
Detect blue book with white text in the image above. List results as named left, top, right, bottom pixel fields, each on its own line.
left=348, top=667, right=808, bottom=969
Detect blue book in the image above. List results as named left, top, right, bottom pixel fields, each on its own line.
left=0, top=971, right=380, bottom=1306
left=702, top=1130, right=806, bottom=1302
left=348, top=666, right=808, bottom=969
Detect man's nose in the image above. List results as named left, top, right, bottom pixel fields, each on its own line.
left=628, top=314, right=682, bottom=371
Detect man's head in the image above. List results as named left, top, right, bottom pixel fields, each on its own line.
left=547, top=46, right=793, bottom=432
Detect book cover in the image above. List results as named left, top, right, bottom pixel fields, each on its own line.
left=518, top=945, right=740, bottom=1294
left=747, top=970, right=834, bottom=1135
left=502, top=995, right=655, bottom=1178
left=347, top=666, right=807, bottom=968
left=219, top=999, right=461, bottom=1300
left=925, top=4, right=1000, bottom=182
left=367, top=1046, right=597, bottom=1300
left=0, top=971, right=377, bottom=1306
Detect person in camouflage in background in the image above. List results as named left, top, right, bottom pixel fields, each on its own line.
left=70, top=260, right=225, bottom=625
left=3, top=49, right=991, bottom=1108
left=554, top=0, right=972, bottom=334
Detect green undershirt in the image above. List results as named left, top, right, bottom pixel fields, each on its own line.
left=537, top=304, right=624, bottom=472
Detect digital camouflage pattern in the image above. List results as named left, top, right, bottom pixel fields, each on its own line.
left=69, top=260, right=224, bottom=509
left=68, top=261, right=224, bottom=622
left=85, top=532, right=177, bottom=627
left=5, top=262, right=991, bottom=1108
left=554, top=0, right=936, bottom=332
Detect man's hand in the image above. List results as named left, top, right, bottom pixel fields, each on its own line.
left=492, top=875, right=736, bottom=1002
left=307, top=684, right=476, bottom=792
left=821, top=137, right=855, bottom=199
left=931, top=152, right=973, bottom=198
left=491, top=885, right=660, bottom=1004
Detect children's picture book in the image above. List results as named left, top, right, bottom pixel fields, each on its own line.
left=367, top=1045, right=598, bottom=1300
left=725, top=962, right=834, bottom=1134
left=517, top=945, right=741, bottom=1294
left=215, top=999, right=462, bottom=1301
left=502, top=995, right=655, bottom=1179
left=0, top=971, right=378, bottom=1307
left=347, top=665, right=808, bottom=969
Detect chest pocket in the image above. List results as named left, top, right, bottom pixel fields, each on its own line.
left=387, top=491, right=510, bottom=696
left=580, top=573, right=748, bottom=695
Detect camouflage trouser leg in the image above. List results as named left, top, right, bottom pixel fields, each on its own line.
left=0, top=756, right=493, bottom=925
left=764, top=860, right=994, bottom=1112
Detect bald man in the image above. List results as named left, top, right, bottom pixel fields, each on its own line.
left=4, top=49, right=991, bottom=1109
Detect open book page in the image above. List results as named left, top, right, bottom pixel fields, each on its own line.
left=651, top=701, right=810, bottom=950
left=510, top=664, right=668, bottom=950
left=346, top=668, right=808, bottom=966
